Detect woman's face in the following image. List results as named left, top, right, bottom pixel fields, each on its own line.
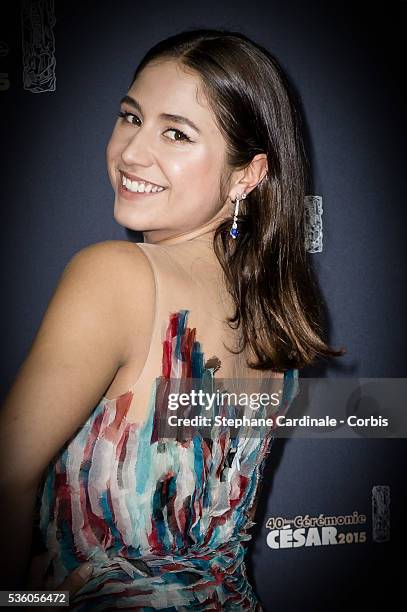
left=106, top=59, right=233, bottom=243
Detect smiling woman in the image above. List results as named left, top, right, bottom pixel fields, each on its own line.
left=0, top=27, right=345, bottom=610
left=106, top=59, right=235, bottom=244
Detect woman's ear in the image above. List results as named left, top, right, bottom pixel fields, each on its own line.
left=229, top=154, right=268, bottom=201
left=241, top=153, right=268, bottom=192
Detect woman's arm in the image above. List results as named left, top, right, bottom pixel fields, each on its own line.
left=0, top=240, right=152, bottom=588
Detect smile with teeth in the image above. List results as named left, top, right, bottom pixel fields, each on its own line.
left=121, top=173, right=166, bottom=194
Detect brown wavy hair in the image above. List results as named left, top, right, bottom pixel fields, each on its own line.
left=130, top=28, right=346, bottom=371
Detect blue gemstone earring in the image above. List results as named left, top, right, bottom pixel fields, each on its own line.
left=230, top=192, right=247, bottom=239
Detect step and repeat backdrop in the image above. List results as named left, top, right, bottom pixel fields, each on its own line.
left=1, top=1, right=405, bottom=610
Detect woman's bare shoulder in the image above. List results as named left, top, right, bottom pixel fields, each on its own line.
left=0, top=241, right=156, bottom=487
left=70, top=238, right=155, bottom=322
left=68, top=240, right=154, bottom=295
left=71, top=239, right=150, bottom=267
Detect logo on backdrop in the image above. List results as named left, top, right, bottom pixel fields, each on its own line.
left=372, top=485, right=390, bottom=543
left=1, top=0, right=56, bottom=94
left=22, top=0, right=56, bottom=92
left=0, top=40, right=9, bottom=92
left=265, top=485, right=390, bottom=549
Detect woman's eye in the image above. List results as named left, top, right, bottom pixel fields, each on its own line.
left=116, top=112, right=191, bottom=143
left=164, top=128, right=191, bottom=143
left=117, top=110, right=140, bottom=125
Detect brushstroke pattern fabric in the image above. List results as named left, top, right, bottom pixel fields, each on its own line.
left=39, top=309, right=299, bottom=610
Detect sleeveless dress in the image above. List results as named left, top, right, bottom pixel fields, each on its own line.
left=38, top=234, right=299, bottom=611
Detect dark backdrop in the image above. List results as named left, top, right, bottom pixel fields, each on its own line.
left=1, top=1, right=406, bottom=610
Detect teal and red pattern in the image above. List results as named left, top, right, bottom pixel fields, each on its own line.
left=39, top=310, right=298, bottom=610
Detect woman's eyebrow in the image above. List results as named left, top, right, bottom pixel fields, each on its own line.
left=119, top=95, right=201, bottom=135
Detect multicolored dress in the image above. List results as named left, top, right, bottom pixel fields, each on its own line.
left=39, top=237, right=299, bottom=610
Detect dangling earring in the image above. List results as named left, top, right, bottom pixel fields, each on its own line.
left=229, top=192, right=247, bottom=239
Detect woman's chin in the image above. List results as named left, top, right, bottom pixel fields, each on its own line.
left=113, top=202, right=156, bottom=231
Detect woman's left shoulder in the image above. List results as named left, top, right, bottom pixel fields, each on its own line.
left=74, top=239, right=141, bottom=258
left=63, top=238, right=155, bottom=357
left=66, top=239, right=154, bottom=306
left=70, top=240, right=149, bottom=276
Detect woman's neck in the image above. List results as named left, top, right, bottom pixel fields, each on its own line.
left=143, top=201, right=231, bottom=246
left=142, top=221, right=219, bottom=246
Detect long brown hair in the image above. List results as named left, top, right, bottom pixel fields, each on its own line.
left=131, top=28, right=346, bottom=371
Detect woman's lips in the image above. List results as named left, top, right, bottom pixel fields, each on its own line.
left=118, top=178, right=167, bottom=200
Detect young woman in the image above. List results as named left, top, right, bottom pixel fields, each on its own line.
left=0, top=28, right=344, bottom=609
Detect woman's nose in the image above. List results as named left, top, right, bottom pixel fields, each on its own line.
left=121, top=130, right=154, bottom=166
